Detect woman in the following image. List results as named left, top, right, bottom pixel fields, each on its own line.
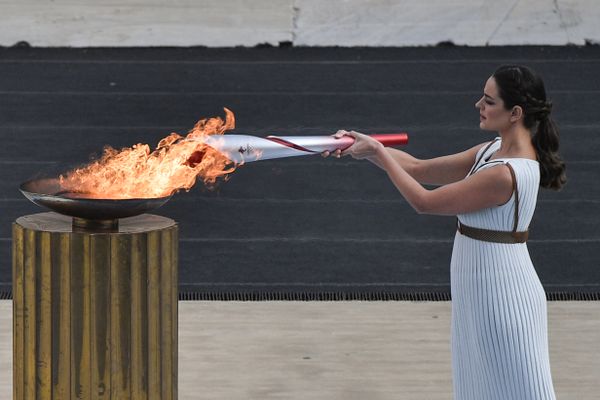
left=323, top=65, right=566, bottom=400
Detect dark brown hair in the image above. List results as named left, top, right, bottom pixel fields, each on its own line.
left=493, top=65, right=566, bottom=190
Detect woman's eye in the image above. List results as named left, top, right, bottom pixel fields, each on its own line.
left=485, top=101, right=494, bottom=105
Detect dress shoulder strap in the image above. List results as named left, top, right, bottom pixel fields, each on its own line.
left=504, top=162, right=520, bottom=233
left=468, top=138, right=500, bottom=176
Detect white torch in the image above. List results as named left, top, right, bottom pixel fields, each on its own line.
left=189, top=133, right=408, bottom=164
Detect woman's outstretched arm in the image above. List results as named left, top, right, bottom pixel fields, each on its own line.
left=365, top=143, right=490, bottom=186
left=333, top=131, right=513, bottom=216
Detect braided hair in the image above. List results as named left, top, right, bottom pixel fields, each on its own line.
left=493, top=65, right=566, bottom=190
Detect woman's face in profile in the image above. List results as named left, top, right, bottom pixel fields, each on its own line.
left=475, top=77, right=512, bottom=132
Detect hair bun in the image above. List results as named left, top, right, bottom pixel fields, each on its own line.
left=530, top=99, right=552, bottom=120
left=540, top=101, right=552, bottom=119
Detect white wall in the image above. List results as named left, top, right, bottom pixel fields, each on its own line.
left=0, top=0, right=598, bottom=47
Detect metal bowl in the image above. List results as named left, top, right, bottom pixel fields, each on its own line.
left=20, top=178, right=173, bottom=220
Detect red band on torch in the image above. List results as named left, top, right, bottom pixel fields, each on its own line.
left=368, top=133, right=409, bottom=147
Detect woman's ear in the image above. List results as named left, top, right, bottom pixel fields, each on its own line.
left=510, top=105, right=523, bottom=123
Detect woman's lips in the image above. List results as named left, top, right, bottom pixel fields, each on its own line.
left=480, top=114, right=486, bottom=120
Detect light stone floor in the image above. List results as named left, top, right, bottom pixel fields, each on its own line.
left=1, top=0, right=599, bottom=46
left=1, top=300, right=599, bottom=399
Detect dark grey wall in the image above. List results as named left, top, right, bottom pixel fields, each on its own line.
left=1, top=46, right=599, bottom=296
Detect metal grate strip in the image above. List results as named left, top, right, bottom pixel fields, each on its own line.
left=177, top=291, right=600, bottom=301
left=178, top=291, right=453, bottom=301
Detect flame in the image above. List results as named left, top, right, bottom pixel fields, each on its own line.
left=59, top=108, right=238, bottom=199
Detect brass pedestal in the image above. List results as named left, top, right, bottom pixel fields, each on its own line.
left=12, top=212, right=178, bottom=400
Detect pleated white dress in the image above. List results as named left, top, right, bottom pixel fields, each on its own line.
left=451, top=138, right=556, bottom=400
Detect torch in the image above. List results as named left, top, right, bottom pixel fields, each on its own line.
left=188, top=133, right=409, bottom=163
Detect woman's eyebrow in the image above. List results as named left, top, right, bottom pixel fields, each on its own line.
left=484, top=93, right=495, bottom=100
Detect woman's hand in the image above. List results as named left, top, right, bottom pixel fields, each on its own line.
left=321, top=130, right=384, bottom=160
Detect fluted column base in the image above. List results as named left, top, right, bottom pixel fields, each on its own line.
left=12, top=212, right=178, bottom=400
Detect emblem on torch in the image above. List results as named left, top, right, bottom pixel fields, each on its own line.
left=238, top=144, right=256, bottom=155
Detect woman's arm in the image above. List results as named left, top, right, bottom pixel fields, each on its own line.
left=366, top=142, right=490, bottom=186
left=334, top=131, right=513, bottom=216
left=374, top=144, right=514, bottom=215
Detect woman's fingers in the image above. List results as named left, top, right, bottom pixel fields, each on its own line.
left=331, top=129, right=374, bottom=159
left=334, top=129, right=364, bottom=137
left=322, top=149, right=342, bottom=158
left=334, top=129, right=350, bottom=139
left=330, top=130, right=357, bottom=158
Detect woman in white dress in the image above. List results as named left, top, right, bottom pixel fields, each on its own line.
left=323, top=65, right=566, bottom=399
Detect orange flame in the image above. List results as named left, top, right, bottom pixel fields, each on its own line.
left=59, top=108, right=237, bottom=199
